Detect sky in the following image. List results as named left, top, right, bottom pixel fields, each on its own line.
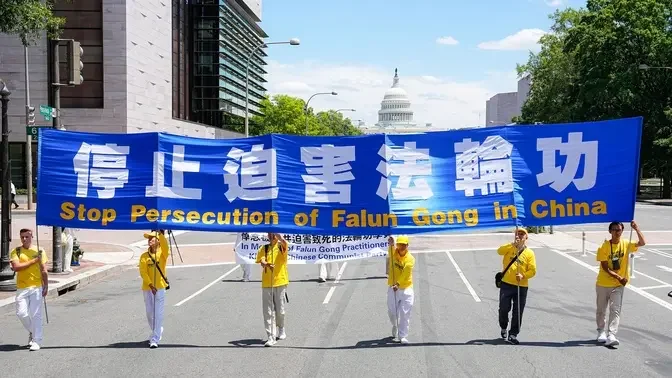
left=258, top=0, right=586, bottom=129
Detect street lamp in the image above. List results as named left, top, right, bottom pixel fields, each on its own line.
left=244, top=38, right=300, bottom=137
left=304, top=92, right=337, bottom=135
left=0, top=79, right=15, bottom=291
left=336, top=108, right=356, bottom=113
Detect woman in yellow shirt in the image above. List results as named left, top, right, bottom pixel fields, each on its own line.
left=138, top=231, right=170, bottom=349
left=387, top=235, right=415, bottom=344
left=256, top=233, right=289, bottom=347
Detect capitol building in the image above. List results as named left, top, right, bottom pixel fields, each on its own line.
left=359, top=69, right=442, bottom=134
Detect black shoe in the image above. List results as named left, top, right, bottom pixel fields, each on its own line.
left=507, top=334, right=519, bottom=345
left=501, top=329, right=507, bottom=339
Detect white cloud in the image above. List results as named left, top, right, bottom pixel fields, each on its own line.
left=477, top=29, right=547, bottom=51
left=436, top=36, right=459, bottom=45
left=546, top=0, right=563, bottom=6
left=264, top=60, right=519, bottom=129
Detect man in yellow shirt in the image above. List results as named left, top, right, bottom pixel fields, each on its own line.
left=255, top=233, right=289, bottom=347
left=138, top=230, right=170, bottom=349
left=497, top=228, right=536, bottom=345
left=595, top=220, right=645, bottom=347
left=10, top=228, right=48, bottom=351
left=387, top=235, right=415, bottom=344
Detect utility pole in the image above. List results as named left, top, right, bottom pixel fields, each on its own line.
left=50, top=39, right=84, bottom=273
left=0, top=79, right=16, bottom=291
left=51, top=39, right=63, bottom=273
left=24, top=45, right=33, bottom=209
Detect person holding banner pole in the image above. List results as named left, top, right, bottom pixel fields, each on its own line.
left=138, top=231, right=170, bottom=348
left=595, top=221, right=645, bottom=347
left=387, top=235, right=415, bottom=344
left=496, top=228, right=536, bottom=345
left=256, top=233, right=289, bottom=347
left=10, top=228, right=48, bottom=351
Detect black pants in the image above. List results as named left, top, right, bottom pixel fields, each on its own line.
left=498, top=282, right=528, bottom=336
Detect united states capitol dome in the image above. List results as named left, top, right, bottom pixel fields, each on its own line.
left=375, top=68, right=417, bottom=129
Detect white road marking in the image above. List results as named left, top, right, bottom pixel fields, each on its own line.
left=167, top=262, right=236, bottom=269
left=657, top=265, right=672, bottom=273
left=129, top=230, right=188, bottom=248
left=639, top=284, right=672, bottom=290
left=647, top=248, right=672, bottom=259
left=445, top=251, right=481, bottom=302
left=552, top=249, right=672, bottom=312
left=323, top=262, right=348, bottom=304
left=174, top=265, right=239, bottom=307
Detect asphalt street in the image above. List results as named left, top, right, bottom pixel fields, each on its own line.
left=2, top=244, right=672, bottom=377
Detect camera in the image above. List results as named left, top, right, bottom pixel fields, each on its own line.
left=611, top=255, right=621, bottom=270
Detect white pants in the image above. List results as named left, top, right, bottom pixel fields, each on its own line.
left=319, top=262, right=339, bottom=280
left=596, top=285, right=624, bottom=335
left=240, top=264, right=251, bottom=280
left=16, top=287, right=43, bottom=343
left=63, top=234, right=74, bottom=272
left=263, top=285, right=287, bottom=338
left=143, top=289, right=165, bottom=343
left=387, top=286, right=414, bottom=339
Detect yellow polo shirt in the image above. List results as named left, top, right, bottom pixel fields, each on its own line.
left=596, top=240, right=638, bottom=287
left=497, top=243, right=537, bottom=287
left=255, top=242, right=289, bottom=288
left=10, top=246, right=48, bottom=289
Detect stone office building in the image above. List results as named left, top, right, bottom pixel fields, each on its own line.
left=0, top=0, right=268, bottom=189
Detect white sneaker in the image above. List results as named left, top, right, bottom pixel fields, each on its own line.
left=27, top=333, right=33, bottom=348
left=149, top=342, right=158, bottom=349
left=277, top=328, right=286, bottom=340
left=264, top=337, right=276, bottom=347
left=400, top=338, right=409, bottom=344
left=605, top=334, right=619, bottom=346
left=597, top=331, right=607, bottom=343
left=29, top=343, right=40, bottom=351
left=392, top=325, right=398, bottom=338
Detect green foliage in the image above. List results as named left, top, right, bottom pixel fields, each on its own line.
left=0, top=0, right=65, bottom=46
left=517, top=0, right=672, bottom=195
left=249, top=94, right=363, bottom=136
left=525, top=226, right=547, bottom=234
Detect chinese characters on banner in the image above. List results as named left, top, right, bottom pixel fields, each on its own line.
left=234, top=233, right=389, bottom=264
left=36, top=117, right=642, bottom=235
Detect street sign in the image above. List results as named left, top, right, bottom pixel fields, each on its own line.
left=26, top=125, right=49, bottom=141
left=39, top=104, right=54, bottom=121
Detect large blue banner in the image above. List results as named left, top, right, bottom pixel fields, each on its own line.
left=36, top=117, right=643, bottom=235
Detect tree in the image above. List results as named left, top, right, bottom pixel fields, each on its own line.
left=0, top=0, right=65, bottom=46
left=248, top=94, right=363, bottom=136
left=517, top=0, right=672, bottom=196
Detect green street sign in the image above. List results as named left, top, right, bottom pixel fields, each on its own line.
left=26, top=126, right=48, bottom=141
left=40, top=105, right=54, bottom=121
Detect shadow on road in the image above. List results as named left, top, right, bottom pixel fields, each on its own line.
left=0, top=337, right=601, bottom=351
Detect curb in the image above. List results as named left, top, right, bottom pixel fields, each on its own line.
left=637, top=200, right=672, bottom=207
left=0, top=263, right=130, bottom=309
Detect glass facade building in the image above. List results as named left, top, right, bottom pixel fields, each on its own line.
left=190, top=0, right=268, bottom=129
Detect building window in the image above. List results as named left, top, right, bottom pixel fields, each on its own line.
left=50, top=0, right=104, bottom=108
left=173, top=0, right=192, bottom=120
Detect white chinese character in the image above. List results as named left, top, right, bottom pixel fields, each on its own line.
left=536, top=132, right=598, bottom=192
left=454, top=136, right=513, bottom=197
left=145, top=145, right=202, bottom=199
left=376, top=142, right=433, bottom=200
left=301, top=144, right=356, bottom=204
left=73, top=142, right=130, bottom=199
left=223, top=144, right=278, bottom=201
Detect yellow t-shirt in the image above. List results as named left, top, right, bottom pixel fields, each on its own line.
left=138, top=247, right=169, bottom=291
left=497, top=243, right=537, bottom=288
left=596, top=239, right=638, bottom=287
left=10, top=246, right=48, bottom=289
left=387, top=247, right=415, bottom=289
left=255, top=242, right=289, bottom=288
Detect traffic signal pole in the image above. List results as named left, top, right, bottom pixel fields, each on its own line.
left=24, top=44, right=33, bottom=209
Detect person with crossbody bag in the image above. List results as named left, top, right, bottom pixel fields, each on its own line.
left=138, top=231, right=170, bottom=348
left=495, top=228, right=537, bottom=345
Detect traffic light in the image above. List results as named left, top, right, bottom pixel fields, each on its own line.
left=27, top=106, right=35, bottom=126
left=67, top=40, right=84, bottom=85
